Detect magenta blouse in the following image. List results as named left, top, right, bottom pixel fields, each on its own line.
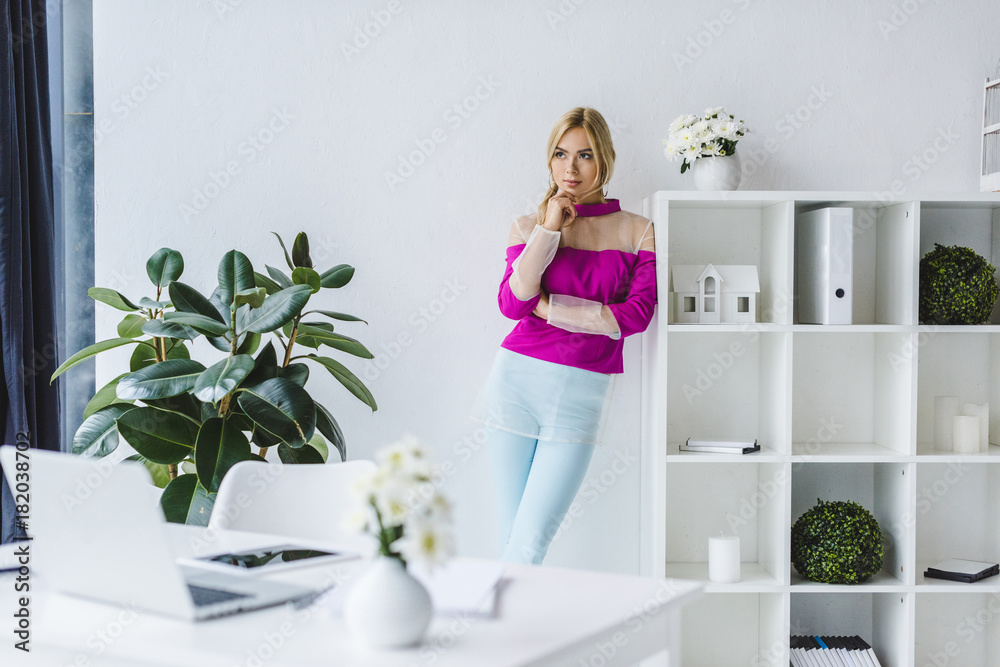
left=497, top=200, right=657, bottom=374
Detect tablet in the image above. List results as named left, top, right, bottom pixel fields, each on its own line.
left=181, top=544, right=358, bottom=576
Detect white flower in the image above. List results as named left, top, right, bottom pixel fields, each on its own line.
left=682, top=145, right=701, bottom=162
left=691, top=119, right=711, bottom=139
left=704, top=106, right=725, bottom=118
left=393, top=517, right=455, bottom=570
left=668, top=113, right=697, bottom=134
left=373, top=470, right=412, bottom=527
left=662, top=140, right=684, bottom=161
left=342, top=507, right=371, bottom=534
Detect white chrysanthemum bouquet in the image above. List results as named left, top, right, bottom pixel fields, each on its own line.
left=663, top=107, right=749, bottom=174
left=344, top=436, right=455, bottom=570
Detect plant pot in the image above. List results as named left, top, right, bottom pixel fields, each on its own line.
left=691, top=153, right=742, bottom=191
left=344, top=556, right=433, bottom=649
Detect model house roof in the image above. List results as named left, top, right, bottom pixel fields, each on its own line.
left=671, top=264, right=760, bottom=293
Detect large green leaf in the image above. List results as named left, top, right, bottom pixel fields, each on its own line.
left=308, top=433, right=330, bottom=462
left=306, top=355, right=377, bottom=411
left=72, top=405, right=133, bottom=457
left=117, top=407, right=199, bottom=464
left=272, top=232, right=295, bottom=270
left=51, top=337, right=143, bottom=381
left=195, top=418, right=251, bottom=492
left=265, top=265, right=293, bottom=289
left=125, top=454, right=172, bottom=489
left=237, top=285, right=313, bottom=335
left=130, top=339, right=190, bottom=372
left=277, top=442, right=324, bottom=464
left=234, top=287, right=267, bottom=309
left=254, top=272, right=282, bottom=295
left=218, top=250, right=256, bottom=306
left=139, top=297, right=171, bottom=310
left=142, top=319, right=199, bottom=340
left=292, top=232, right=313, bottom=268
left=117, top=314, right=147, bottom=338
left=314, top=402, right=346, bottom=462
left=144, top=393, right=205, bottom=423
left=193, top=355, right=255, bottom=404
left=308, top=309, right=367, bottom=324
left=83, top=373, right=133, bottom=419
left=292, top=267, right=321, bottom=293
left=146, top=248, right=185, bottom=288
left=243, top=342, right=279, bottom=388
left=117, top=359, right=207, bottom=401
left=320, top=264, right=354, bottom=289
left=279, top=363, right=309, bottom=387
left=295, top=325, right=373, bottom=359
left=160, top=474, right=214, bottom=525
left=162, top=311, right=230, bottom=336
left=236, top=331, right=261, bottom=355
left=89, top=287, right=140, bottom=311
left=169, top=281, right=226, bottom=323
left=237, top=377, right=316, bottom=448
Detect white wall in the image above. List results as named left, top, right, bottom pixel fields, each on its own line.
left=91, top=0, right=1000, bottom=573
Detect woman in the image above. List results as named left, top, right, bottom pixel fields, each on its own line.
left=481, top=107, right=657, bottom=564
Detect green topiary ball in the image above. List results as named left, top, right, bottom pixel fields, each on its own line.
left=919, top=243, right=998, bottom=325
left=791, top=499, right=884, bottom=584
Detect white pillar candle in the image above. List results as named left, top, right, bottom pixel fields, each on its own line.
left=934, top=396, right=959, bottom=450
left=962, top=402, right=990, bottom=452
left=708, top=536, right=740, bottom=583
left=952, top=415, right=980, bottom=454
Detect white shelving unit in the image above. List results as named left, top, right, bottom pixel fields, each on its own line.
left=640, top=191, right=1000, bottom=667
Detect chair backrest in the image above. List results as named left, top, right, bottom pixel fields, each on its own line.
left=208, top=460, right=377, bottom=554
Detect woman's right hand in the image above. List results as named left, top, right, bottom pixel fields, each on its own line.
left=542, top=190, right=576, bottom=231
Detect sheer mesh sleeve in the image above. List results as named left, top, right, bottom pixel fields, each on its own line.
left=507, top=224, right=560, bottom=301
left=606, top=223, right=657, bottom=338
left=497, top=218, right=560, bottom=320
left=548, top=294, right=621, bottom=339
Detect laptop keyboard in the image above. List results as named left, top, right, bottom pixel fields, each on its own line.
left=187, top=584, right=252, bottom=607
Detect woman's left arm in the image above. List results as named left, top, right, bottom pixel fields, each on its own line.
left=541, top=220, right=657, bottom=339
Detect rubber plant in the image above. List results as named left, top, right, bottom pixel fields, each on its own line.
left=51, top=232, right=377, bottom=525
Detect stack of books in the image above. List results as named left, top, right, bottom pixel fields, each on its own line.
left=679, top=437, right=760, bottom=455
left=924, top=558, right=1000, bottom=583
left=790, top=635, right=882, bottom=666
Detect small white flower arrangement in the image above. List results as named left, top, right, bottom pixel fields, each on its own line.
left=663, top=107, right=749, bottom=174
left=344, top=435, right=455, bottom=570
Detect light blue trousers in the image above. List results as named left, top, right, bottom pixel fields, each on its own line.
left=488, top=427, right=595, bottom=564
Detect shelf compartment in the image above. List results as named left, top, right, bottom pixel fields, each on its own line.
left=665, top=462, right=789, bottom=587
left=792, top=332, right=915, bottom=456
left=665, top=201, right=793, bottom=325
left=791, top=462, right=914, bottom=586
left=916, top=332, right=1000, bottom=454
left=915, top=463, right=1000, bottom=585
left=919, top=201, right=1000, bottom=325
left=681, top=592, right=787, bottom=667
left=790, top=592, right=912, bottom=667
left=793, top=201, right=917, bottom=326
left=915, top=593, right=1000, bottom=666
left=667, top=330, right=790, bottom=454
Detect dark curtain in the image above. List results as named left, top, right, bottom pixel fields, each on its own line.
left=0, top=0, right=60, bottom=544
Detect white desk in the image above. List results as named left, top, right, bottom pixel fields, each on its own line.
left=1, top=527, right=701, bottom=666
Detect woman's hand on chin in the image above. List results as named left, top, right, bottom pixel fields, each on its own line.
left=543, top=191, right=575, bottom=231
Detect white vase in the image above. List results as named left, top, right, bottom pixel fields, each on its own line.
left=344, top=556, right=433, bottom=649
left=691, top=153, right=742, bottom=191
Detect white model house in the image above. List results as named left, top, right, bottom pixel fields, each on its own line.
left=671, top=264, right=760, bottom=324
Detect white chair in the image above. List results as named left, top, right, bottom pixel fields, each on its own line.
left=208, top=459, right=377, bottom=554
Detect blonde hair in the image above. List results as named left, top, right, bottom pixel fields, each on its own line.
left=536, top=107, right=616, bottom=227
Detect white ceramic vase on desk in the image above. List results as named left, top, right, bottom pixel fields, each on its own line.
left=344, top=556, right=433, bottom=649
left=692, top=152, right=742, bottom=191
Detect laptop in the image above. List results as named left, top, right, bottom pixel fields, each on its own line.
left=0, top=446, right=315, bottom=621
